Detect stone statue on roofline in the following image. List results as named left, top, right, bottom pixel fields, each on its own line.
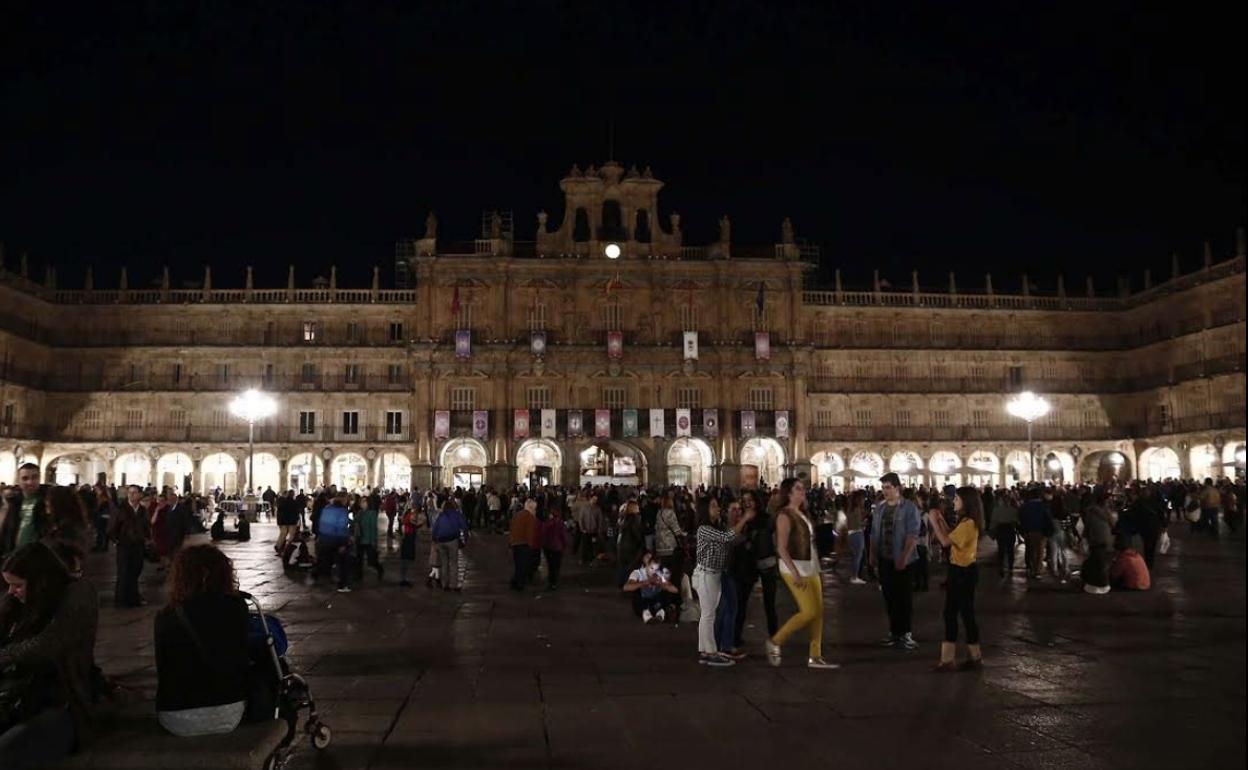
left=490, top=211, right=502, bottom=239
left=781, top=217, right=795, bottom=244
left=424, top=211, right=438, bottom=240
left=718, top=215, right=731, bottom=243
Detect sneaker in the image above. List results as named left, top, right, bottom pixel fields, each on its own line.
left=722, top=649, right=748, bottom=660
left=642, top=609, right=654, bottom=624
left=807, top=657, right=840, bottom=670
left=900, top=633, right=918, bottom=650
left=764, top=638, right=782, bottom=667
left=850, top=577, right=867, bottom=585
left=879, top=635, right=899, bottom=648
left=654, top=609, right=666, bottom=623
left=336, top=586, right=352, bottom=593
left=706, top=654, right=736, bottom=668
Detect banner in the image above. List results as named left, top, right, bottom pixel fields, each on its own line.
left=568, top=409, right=584, bottom=437
left=622, top=409, right=638, bottom=437
left=775, top=410, right=790, bottom=438
left=676, top=408, right=692, bottom=437
left=434, top=410, right=450, bottom=439
left=541, top=409, right=557, bottom=438
left=471, top=410, right=488, bottom=439
left=607, top=330, right=624, bottom=359
left=649, top=409, right=665, bottom=438
left=530, top=330, right=547, bottom=357
left=703, top=409, right=718, bottom=438
left=595, top=409, right=611, bottom=438
left=741, top=410, right=756, bottom=438
left=754, top=331, right=770, bottom=361
left=455, top=329, right=472, bottom=359
left=513, top=409, right=530, bottom=440
left=683, top=331, right=699, bottom=360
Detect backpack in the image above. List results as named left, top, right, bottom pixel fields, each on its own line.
left=319, top=506, right=350, bottom=538
left=433, top=511, right=460, bottom=542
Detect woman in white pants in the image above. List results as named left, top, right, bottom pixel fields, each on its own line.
left=692, top=497, right=754, bottom=667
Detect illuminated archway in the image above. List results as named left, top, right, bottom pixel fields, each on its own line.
left=848, top=451, right=884, bottom=489
left=1190, top=444, right=1219, bottom=480
left=155, top=452, right=194, bottom=492
left=740, top=437, right=786, bottom=489
left=248, top=452, right=282, bottom=493
left=202, top=452, right=238, bottom=494
left=929, top=450, right=962, bottom=487
left=1079, top=450, right=1132, bottom=483
left=1041, top=450, right=1075, bottom=485
left=965, top=450, right=1000, bottom=487
left=115, top=451, right=153, bottom=488
left=810, top=451, right=845, bottom=491
left=439, top=438, right=488, bottom=489
left=888, top=451, right=925, bottom=489
left=516, top=438, right=562, bottom=486
left=46, top=452, right=108, bottom=487
left=331, top=452, right=369, bottom=491
left=288, top=453, right=325, bottom=491
left=1139, top=447, right=1181, bottom=481
left=667, top=437, right=715, bottom=488
left=1225, top=441, right=1246, bottom=479
left=0, top=451, right=16, bottom=485
left=381, top=452, right=412, bottom=490
left=1005, top=450, right=1032, bottom=485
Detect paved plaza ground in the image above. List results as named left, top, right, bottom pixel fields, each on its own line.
left=85, top=523, right=1245, bottom=770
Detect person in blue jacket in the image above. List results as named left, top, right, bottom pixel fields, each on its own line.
left=868, top=472, right=922, bottom=650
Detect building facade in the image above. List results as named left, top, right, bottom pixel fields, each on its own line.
left=1, top=161, right=1245, bottom=493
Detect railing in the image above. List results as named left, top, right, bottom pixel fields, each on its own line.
left=30, top=373, right=415, bottom=393
left=45, top=288, right=418, bottom=305
left=807, top=424, right=1127, bottom=442
left=806, top=376, right=1131, bottom=395
left=46, top=423, right=413, bottom=443
left=810, top=331, right=1129, bottom=351
left=45, top=329, right=412, bottom=348
left=1143, top=411, right=1247, bottom=436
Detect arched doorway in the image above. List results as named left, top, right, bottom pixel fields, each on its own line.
left=202, top=452, right=238, bottom=494
left=581, top=440, right=646, bottom=486
left=439, top=438, right=488, bottom=489
left=1041, top=451, right=1075, bottom=485
left=740, top=437, right=785, bottom=489
left=1225, top=441, right=1246, bottom=480
left=1139, top=447, right=1182, bottom=481
left=248, top=452, right=282, bottom=493
left=929, top=450, right=962, bottom=488
left=811, top=451, right=845, bottom=492
left=1190, top=444, right=1219, bottom=480
left=848, top=451, right=884, bottom=489
left=516, top=438, right=562, bottom=487
left=965, top=450, right=1000, bottom=487
left=667, top=437, right=715, bottom=488
left=1081, top=450, right=1131, bottom=484
left=115, top=451, right=153, bottom=488
left=1005, top=450, right=1032, bottom=485
left=331, top=452, right=369, bottom=491
left=0, top=451, right=16, bottom=484
left=381, top=452, right=412, bottom=490
left=155, top=452, right=194, bottom=492
left=46, top=452, right=108, bottom=486
left=288, top=453, right=325, bottom=491
left=888, top=451, right=925, bottom=489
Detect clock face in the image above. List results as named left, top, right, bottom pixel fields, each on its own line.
left=533, top=338, right=545, bottom=353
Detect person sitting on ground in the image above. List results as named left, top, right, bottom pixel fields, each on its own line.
left=1108, top=533, right=1151, bottom=591
left=0, top=542, right=99, bottom=769
left=154, top=545, right=250, bottom=737
left=622, top=550, right=679, bottom=623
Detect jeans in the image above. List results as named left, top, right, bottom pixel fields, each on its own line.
left=913, top=545, right=929, bottom=590
left=511, top=544, right=532, bottom=589
left=772, top=571, right=824, bottom=658
left=733, top=567, right=779, bottom=646
left=692, top=566, right=722, bottom=655
left=878, top=560, right=913, bottom=637
left=848, top=531, right=865, bottom=579
left=713, top=573, right=737, bottom=652
left=0, top=707, right=75, bottom=770
left=356, top=543, right=383, bottom=580
left=276, top=524, right=298, bottom=554
left=114, top=542, right=144, bottom=606
left=93, top=512, right=110, bottom=550
left=314, top=536, right=351, bottom=588
left=994, top=524, right=1017, bottom=573
left=1024, top=532, right=1047, bottom=577
left=543, top=548, right=564, bottom=587
left=659, top=553, right=685, bottom=597
left=943, top=564, right=979, bottom=643
left=437, top=541, right=460, bottom=589
left=1199, top=508, right=1219, bottom=537
left=1048, top=529, right=1068, bottom=579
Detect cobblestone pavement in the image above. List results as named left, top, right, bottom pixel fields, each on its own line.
left=85, top=523, right=1245, bottom=770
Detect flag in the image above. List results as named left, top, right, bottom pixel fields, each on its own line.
left=513, top=409, right=530, bottom=440
left=754, top=331, right=770, bottom=361
left=595, top=409, right=611, bottom=438
left=622, top=409, right=638, bottom=437
left=530, top=330, right=547, bottom=357
left=455, top=329, right=472, bottom=359
left=605, top=272, right=621, bottom=298
left=683, top=331, right=698, bottom=360
left=755, top=281, right=765, bottom=314
left=472, top=410, right=488, bottom=439
left=568, top=409, right=583, bottom=437
left=649, top=409, right=665, bottom=438
left=434, top=410, right=450, bottom=439
left=451, top=284, right=461, bottom=316
left=607, top=330, right=623, bottom=359
left=676, top=408, right=692, bottom=437
left=541, top=409, right=556, bottom=438
left=775, top=410, right=790, bottom=438
left=703, top=409, right=718, bottom=438
left=741, top=410, right=756, bottom=438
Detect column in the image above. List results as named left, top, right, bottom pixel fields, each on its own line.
left=278, top=458, right=288, bottom=490
left=192, top=458, right=203, bottom=495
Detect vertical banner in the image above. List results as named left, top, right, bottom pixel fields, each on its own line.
left=434, top=410, right=450, bottom=439
left=530, top=330, right=547, bottom=357
left=540, top=409, right=557, bottom=438
left=595, top=409, right=611, bottom=438
left=607, top=330, right=624, bottom=359
left=455, top=329, right=472, bottom=359
left=741, top=410, right=757, bottom=438
left=622, top=409, right=639, bottom=437
left=568, top=409, right=584, bottom=437
left=754, top=331, right=771, bottom=361
left=676, top=408, right=692, bottom=437
left=471, top=410, right=488, bottom=439
left=775, top=410, right=790, bottom=438
left=513, top=409, right=530, bottom=440
left=683, top=331, right=699, bottom=360
left=649, top=409, right=665, bottom=438
left=703, top=409, right=718, bottom=438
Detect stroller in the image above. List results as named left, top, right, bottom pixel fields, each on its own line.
left=241, top=592, right=332, bottom=769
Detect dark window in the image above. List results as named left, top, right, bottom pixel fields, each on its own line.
left=572, top=207, right=591, bottom=242
left=342, top=411, right=359, bottom=435
left=599, top=200, right=626, bottom=241
left=634, top=209, right=652, bottom=243
left=385, top=411, right=403, bottom=435
left=299, top=411, right=316, bottom=435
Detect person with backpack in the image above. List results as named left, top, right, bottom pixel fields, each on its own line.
left=310, top=493, right=353, bottom=593
left=431, top=501, right=466, bottom=591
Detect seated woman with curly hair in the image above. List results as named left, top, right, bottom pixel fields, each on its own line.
left=154, top=545, right=250, bottom=737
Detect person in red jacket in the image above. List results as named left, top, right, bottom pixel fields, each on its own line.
left=538, top=505, right=571, bottom=590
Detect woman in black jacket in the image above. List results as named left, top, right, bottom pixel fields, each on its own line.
left=154, top=545, right=250, bottom=737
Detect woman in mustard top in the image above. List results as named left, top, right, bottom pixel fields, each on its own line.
left=926, top=486, right=984, bottom=672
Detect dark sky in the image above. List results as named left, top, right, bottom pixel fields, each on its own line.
left=1, top=1, right=1244, bottom=293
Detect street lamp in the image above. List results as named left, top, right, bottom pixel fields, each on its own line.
left=1006, top=391, right=1051, bottom=483
left=229, top=389, right=277, bottom=494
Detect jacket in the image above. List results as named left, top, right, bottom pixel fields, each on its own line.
left=775, top=508, right=812, bottom=561
left=433, top=508, right=466, bottom=542
left=509, top=510, right=539, bottom=548
left=318, top=504, right=351, bottom=539
left=654, top=508, right=685, bottom=556
left=154, top=593, right=250, bottom=712
left=108, top=501, right=151, bottom=547
left=354, top=508, right=380, bottom=546
left=868, top=498, right=921, bottom=565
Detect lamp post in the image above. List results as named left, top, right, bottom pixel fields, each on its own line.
left=229, top=389, right=277, bottom=494
left=1006, top=391, right=1051, bottom=483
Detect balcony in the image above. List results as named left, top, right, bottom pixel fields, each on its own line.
left=806, top=424, right=1127, bottom=443
left=1141, top=411, right=1247, bottom=437
left=45, top=423, right=414, bottom=444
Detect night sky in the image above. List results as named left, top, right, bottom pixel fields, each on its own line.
left=1, top=1, right=1244, bottom=293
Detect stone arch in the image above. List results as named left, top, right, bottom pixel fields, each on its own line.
left=1041, top=450, right=1075, bottom=485
left=330, top=452, right=369, bottom=491
left=0, top=451, right=16, bottom=485
left=929, top=450, right=963, bottom=487
left=1224, top=440, right=1246, bottom=477
left=848, top=450, right=884, bottom=488
left=155, top=451, right=195, bottom=492
left=579, top=439, right=649, bottom=486
left=965, top=450, right=1000, bottom=486
left=115, top=451, right=153, bottom=488
left=810, top=450, right=845, bottom=491
left=380, top=450, right=413, bottom=490
left=42, top=450, right=110, bottom=486
left=247, top=452, right=282, bottom=494
left=1081, top=450, right=1132, bottom=484
left=666, top=437, right=716, bottom=488
left=1189, top=443, right=1219, bottom=480
left=740, top=437, right=785, bottom=489
left=439, top=437, right=489, bottom=489
left=201, top=452, right=238, bottom=494
left=1139, top=446, right=1182, bottom=481
left=1004, top=449, right=1032, bottom=485
left=288, top=453, right=325, bottom=491
left=515, top=438, right=562, bottom=486
left=888, top=450, right=925, bottom=488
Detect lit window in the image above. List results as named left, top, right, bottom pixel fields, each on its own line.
left=302, top=321, right=318, bottom=342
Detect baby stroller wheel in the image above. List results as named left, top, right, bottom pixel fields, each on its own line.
left=311, top=722, right=332, bottom=750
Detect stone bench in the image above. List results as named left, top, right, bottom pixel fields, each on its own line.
left=57, top=706, right=288, bottom=770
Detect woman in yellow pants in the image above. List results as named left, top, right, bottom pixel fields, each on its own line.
left=764, top=478, right=839, bottom=670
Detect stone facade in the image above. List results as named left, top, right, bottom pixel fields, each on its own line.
left=1, top=163, right=1245, bottom=492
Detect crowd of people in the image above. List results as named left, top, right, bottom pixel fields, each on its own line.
left=0, top=455, right=1244, bottom=767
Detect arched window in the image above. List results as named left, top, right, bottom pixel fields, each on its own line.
left=599, top=200, right=626, bottom=241
left=634, top=209, right=652, bottom=242
left=573, top=208, right=591, bottom=242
